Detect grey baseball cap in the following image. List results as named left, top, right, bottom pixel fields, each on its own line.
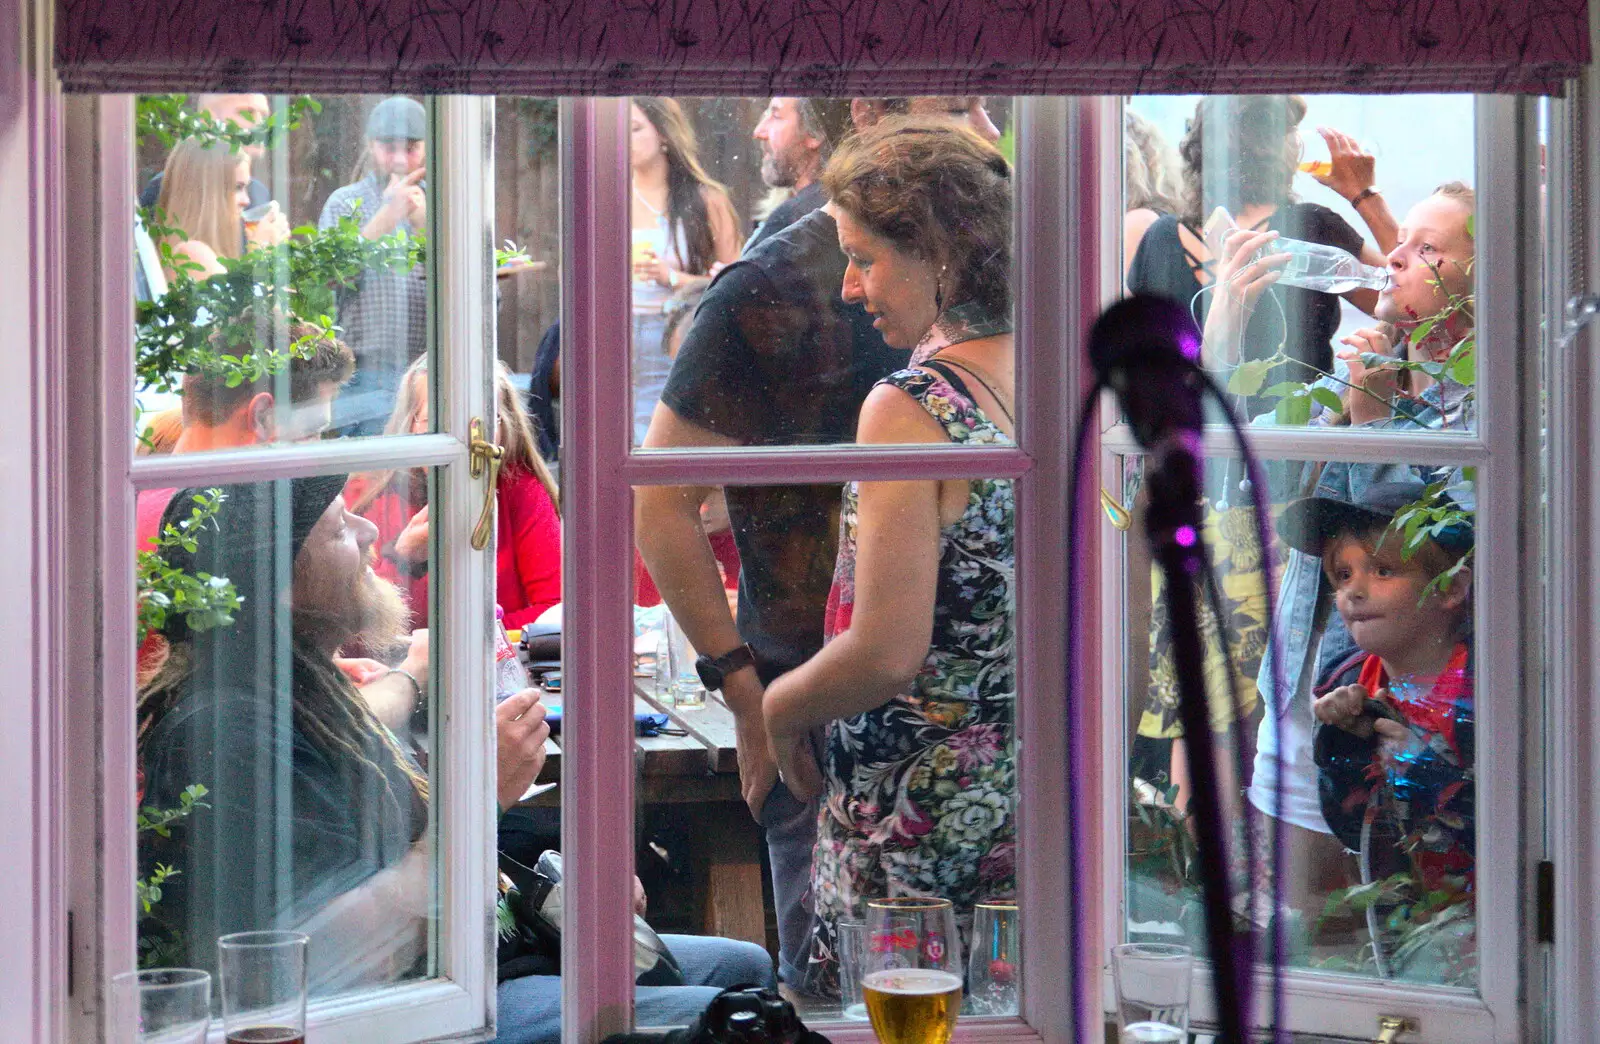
left=1278, top=479, right=1474, bottom=559
left=366, top=97, right=426, bottom=141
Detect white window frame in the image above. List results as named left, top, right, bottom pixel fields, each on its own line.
left=1096, top=96, right=1544, bottom=1042
left=58, top=93, right=506, bottom=1043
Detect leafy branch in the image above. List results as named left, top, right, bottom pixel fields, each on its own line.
left=136, top=216, right=421, bottom=394
left=136, top=489, right=242, bottom=645
left=136, top=94, right=320, bottom=152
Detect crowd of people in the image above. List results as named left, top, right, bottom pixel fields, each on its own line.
left=1122, top=97, right=1478, bottom=984
left=128, top=87, right=1479, bottom=1043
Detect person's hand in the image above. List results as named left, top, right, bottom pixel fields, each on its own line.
left=633, top=875, right=648, bottom=917
left=333, top=656, right=389, bottom=686
left=633, top=248, right=676, bottom=288
left=495, top=689, right=550, bottom=811
left=394, top=505, right=430, bottom=564
left=382, top=168, right=427, bottom=223
left=1201, top=228, right=1289, bottom=363
left=397, top=628, right=430, bottom=685
left=1337, top=327, right=1402, bottom=425
left=724, top=668, right=779, bottom=819
left=1313, top=682, right=1378, bottom=737
left=1312, top=127, right=1377, bottom=204
left=700, top=490, right=732, bottom=535
left=244, top=202, right=290, bottom=248
left=770, top=728, right=824, bottom=804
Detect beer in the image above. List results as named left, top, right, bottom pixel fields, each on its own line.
left=224, top=1028, right=304, bottom=1044
left=1298, top=159, right=1333, bottom=178
left=862, top=968, right=963, bottom=1044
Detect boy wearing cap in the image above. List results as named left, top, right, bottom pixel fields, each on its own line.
left=1281, top=480, right=1476, bottom=976
left=318, top=96, right=429, bottom=435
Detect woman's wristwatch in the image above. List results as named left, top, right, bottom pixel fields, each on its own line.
left=1349, top=186, right=1381, bottom=208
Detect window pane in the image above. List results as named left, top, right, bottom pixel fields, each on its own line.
left=134, top=94, right=435, bottom=448
left=1123, top=95, right=1477, bottom=434
left=631, top=469, right=1018, bottom=1026
left=1118, top=453, right=1478, bottom=990
left=135, top=471, right=443, bottom=998
left=632, top=96, right=1018, bottom=450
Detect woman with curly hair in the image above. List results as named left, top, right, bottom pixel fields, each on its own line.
left=629, top=98, right=742, bottom=443
left=761, top=117, right=1015, bottom=999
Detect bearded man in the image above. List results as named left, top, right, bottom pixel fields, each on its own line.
left=137, top=475, right=549, bottom=993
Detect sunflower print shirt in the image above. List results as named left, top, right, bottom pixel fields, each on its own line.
left=802, top=366, right=1016, bottom=999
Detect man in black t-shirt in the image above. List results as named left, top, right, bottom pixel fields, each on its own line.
left=635, top=97, right=1001, bottom=989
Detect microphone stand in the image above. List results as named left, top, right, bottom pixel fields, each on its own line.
left=1142, top=432, right=1250, bottom=1044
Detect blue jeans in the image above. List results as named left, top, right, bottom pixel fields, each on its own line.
left=492, top=934, right=775, bottom=1044
left=760, top=780, right=818, bottom=986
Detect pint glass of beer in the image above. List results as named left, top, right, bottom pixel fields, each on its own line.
left=862, top=897, right=963, bottom=1044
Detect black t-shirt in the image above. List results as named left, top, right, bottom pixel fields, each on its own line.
left=1128, top=203, right=1365, bottom=407
left=743, top=180, right=825, bottom=254
left=662, top=208, right=909, bottom=677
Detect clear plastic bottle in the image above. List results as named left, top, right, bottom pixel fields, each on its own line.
left=494, top=605, right=531, bottom=702
left=1251, top=236, right=1388, bottom=293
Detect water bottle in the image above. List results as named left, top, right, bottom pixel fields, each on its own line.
left=1250, top=236, right=1388, bottom=293
left=494, top=605, right=531, bottom=702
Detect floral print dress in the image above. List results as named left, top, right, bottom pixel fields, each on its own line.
left=802, top=364, right=1016, bottom=998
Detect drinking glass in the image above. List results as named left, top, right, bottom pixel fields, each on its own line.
left=862, top=897, right=963, bottom=1044
left=110, top=968, right=211, bottom=1044
left=1110, top=942, right=1191, bottom=1042
left=664, top=612, right=704, bottom=709
left=965, top=901, right=1019, bottom=1015
left=835, top=918, right=870, bottom=1021
left=217, top=931, right=308, bottom=1044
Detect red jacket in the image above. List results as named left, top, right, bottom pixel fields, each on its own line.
left=495, top=467, right=562, bottom=629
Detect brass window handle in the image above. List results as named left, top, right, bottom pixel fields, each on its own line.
left=1374, top=1015, right=1419, bottom=1043
left=1100, top=487, right=1132, bottom=531
left=469, top=417, right=505, bottom=551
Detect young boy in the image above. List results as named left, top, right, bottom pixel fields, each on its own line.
left=1278, top=479, right=1476, bottom=977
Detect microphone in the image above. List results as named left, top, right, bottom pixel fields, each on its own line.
left=1088, top=294, right=1253, bottom=1043
left=1087, top=294, right=1205, bottom=456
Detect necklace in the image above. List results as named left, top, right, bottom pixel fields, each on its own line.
left=632, top=184, right=665, bottom=219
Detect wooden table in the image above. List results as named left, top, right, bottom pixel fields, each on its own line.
left=521, top=686, right=768, bottom=947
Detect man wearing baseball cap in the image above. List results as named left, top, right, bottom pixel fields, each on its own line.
left=318, top=96, right=430, bottom=435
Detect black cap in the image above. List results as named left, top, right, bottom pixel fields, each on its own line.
left=1278, top=478, right=1474, bottom=558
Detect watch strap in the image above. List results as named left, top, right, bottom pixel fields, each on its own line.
left=1349, top=186, right=1381, bottom=208
left=709, top=643, right=756, bottom=677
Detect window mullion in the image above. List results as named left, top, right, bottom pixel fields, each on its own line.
left=1473, top=93, right=1542, bottom=1040
left=559, top=96, right=639, bottom=1044
left=1013, top=94, right=1102, bottom=1044
left=431, top=94, right=498, bottom=1027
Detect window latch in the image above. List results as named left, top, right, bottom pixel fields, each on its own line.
left=1373, top=1015, right=1418, bottom=1043
left=469, top=417, right=505, bottom=551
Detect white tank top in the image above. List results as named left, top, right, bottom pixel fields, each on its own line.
left=632, top=215, right=689, bottom=315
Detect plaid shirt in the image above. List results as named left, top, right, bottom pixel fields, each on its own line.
left=317, top=174, right=427, bottom=370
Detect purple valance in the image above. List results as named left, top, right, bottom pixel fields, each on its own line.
left=58, top=0, right=1589, bottom=95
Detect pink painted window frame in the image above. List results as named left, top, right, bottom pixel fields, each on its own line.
left=555, top=96, right=1100, bottom=1044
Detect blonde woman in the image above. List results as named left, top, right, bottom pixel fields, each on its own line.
left=154, top=139, right=287, bottom=280
left=346, top=358, right=562, bottom=629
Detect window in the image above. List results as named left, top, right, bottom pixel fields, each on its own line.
left=53, top=84, right=1560, bottom=1044
left=71, top=93, right=520, bottom=1043
left=1105, top=93, right=1540, bottom=1041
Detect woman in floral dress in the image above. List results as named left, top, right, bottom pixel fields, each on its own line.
left=762, top=118, right=1015, bottom=998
